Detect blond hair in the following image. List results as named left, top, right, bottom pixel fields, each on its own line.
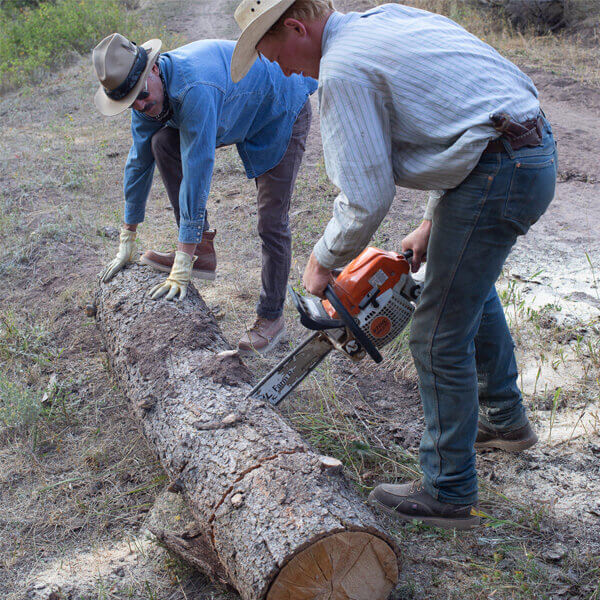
left=269, top=0, right=335, bottom=34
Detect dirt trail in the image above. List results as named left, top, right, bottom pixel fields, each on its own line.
left=0, top=0, right=598, bottom=598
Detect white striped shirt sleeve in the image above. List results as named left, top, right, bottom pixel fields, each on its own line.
left=313, top=78, right=396, bottom=269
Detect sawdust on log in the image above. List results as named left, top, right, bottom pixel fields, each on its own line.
left=195, top=352, right=253, bottom=387
left=124, top=305, right=221, bottom=380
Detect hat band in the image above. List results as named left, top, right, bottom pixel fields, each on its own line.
left=104, top=44, right=148, bottom=101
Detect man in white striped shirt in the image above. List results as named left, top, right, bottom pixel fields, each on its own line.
left=232, top=0, right=557, bottom=530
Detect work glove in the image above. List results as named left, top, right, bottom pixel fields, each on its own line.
left=100, top=227, right=137, bottom=283
left=149, top=251, right=195, bottom=301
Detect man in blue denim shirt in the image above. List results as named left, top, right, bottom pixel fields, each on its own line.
left=94, top=33, right=316, bottom=352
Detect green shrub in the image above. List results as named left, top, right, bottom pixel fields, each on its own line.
left=0, top=375, right=42, bottom=435
left=0, top=0, right=44, bottom=15
left=0, top=0, right=143, bottom=90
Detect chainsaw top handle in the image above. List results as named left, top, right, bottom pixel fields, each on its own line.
left=324, top=284, right=383, bottom=363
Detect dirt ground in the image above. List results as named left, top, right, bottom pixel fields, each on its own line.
left=0, top=0, right=598, bottom=599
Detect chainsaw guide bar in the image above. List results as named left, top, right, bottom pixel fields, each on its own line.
left=246, top=247, right=422, bottom=406
left=247, top=332, right=333, bottom=405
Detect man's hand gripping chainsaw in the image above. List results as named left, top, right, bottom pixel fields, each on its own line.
left=247, top=247, right=422, bottom=405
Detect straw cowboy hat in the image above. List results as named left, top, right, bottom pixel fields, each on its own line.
left=231, top=0, right=295, bottom=82
left=93, top=33, right=162, bottom=116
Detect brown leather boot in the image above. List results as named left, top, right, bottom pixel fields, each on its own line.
left=140, top=230, right=217, bottom=280
left=238, top=316, right=286, bottom=355
left=475, top=421, right=538, bottom=452
left=368, top=480, right=480, bottom=530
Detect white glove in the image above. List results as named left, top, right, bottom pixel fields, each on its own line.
left=100, top=227, right=137, bottom=283
left=149, top=251, right=195, bottom=301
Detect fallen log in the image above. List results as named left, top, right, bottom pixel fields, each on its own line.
left=475, top=0, right=565, bottom=32
left=95, top=265, right=399, bottom=600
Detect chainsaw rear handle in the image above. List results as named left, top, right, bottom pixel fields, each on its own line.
left=402, top=248, right=427, bottom=269
left=324, top=285, right=383, bottom=364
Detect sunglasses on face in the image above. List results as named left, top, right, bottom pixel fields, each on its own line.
left=135, top=78, right=150, bottom=102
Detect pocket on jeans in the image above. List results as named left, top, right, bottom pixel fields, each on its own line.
left=504, top=155, right=556, bottom=235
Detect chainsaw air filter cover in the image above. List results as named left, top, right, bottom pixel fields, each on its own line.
left=323, top=247, right=418, bottom=349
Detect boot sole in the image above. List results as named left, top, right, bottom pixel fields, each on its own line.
left=367, top=493, right=480, bottom=531
left=237, top=328, right=287, bottom=356
left=474, top=434, right=538, bottom=453
left=140, top=256, right=216, bottom=281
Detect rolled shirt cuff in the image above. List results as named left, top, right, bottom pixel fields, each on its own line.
left=178, top=219, right=206, bottom=244
left=312, top=236, right=358, bottom=271
left=424, top=190, right=444, bottom=220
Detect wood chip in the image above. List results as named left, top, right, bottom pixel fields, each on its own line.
left=319, top=456, right=343, bottom=474
left=221, top=413, right=238, bottom=426
left=41, top=374, right=58, bottom=405
left=230, top=493, right=244, bottom=508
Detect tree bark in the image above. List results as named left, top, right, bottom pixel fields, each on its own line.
left=95, top=265, right=399, bottom=600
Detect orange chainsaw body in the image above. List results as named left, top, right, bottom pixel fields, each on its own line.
left=323, top=247, right=411, bottom=318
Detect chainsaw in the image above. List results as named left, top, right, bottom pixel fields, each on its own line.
left=247, top=247, right=422, bottom=405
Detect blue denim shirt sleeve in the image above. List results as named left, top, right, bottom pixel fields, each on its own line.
left=123, top=112, right=163, bottom=225
left=176, top=84, right=221, bottom=244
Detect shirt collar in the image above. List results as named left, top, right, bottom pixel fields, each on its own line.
left=321, top=11, right=354, bottom=57
left=152, top=58, right=173, bottom=123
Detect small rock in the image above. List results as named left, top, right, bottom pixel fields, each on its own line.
left=544, top=544, right=567, bottom=562
left=211, top=305, right=226, bottom=320
left=167, top=479, right=184, bottom=494
left=97, top=225, right=119, bottom=239
left=137, top=398, right=155, bottom=411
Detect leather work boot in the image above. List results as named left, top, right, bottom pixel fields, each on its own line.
left=475, top=421, right=538, bottom=452
left=368, top=480, right=480, bottom=530
left=140, top=230, right=217, bottom=280
left=238, top=316, right=286, bottom=355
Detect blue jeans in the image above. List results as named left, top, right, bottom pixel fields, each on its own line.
left=410, top=118, right=558, bottom=505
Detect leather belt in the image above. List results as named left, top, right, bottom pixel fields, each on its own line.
left=484, top=113, right=544, bottom=154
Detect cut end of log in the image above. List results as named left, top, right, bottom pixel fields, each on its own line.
left=266, top=531, right=398, bottom=600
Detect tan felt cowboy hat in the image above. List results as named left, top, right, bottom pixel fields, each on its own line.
left=93, top=33, right=162, bottom=116
left=231, top=0, right=295, bottom=83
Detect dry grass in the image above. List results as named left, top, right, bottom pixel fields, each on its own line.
left=392, top=0, right=600, bottom=87
left=1, top=0, right=599, bottom=598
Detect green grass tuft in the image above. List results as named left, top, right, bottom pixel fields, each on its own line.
left=0, top=374, right=42, bottom=434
